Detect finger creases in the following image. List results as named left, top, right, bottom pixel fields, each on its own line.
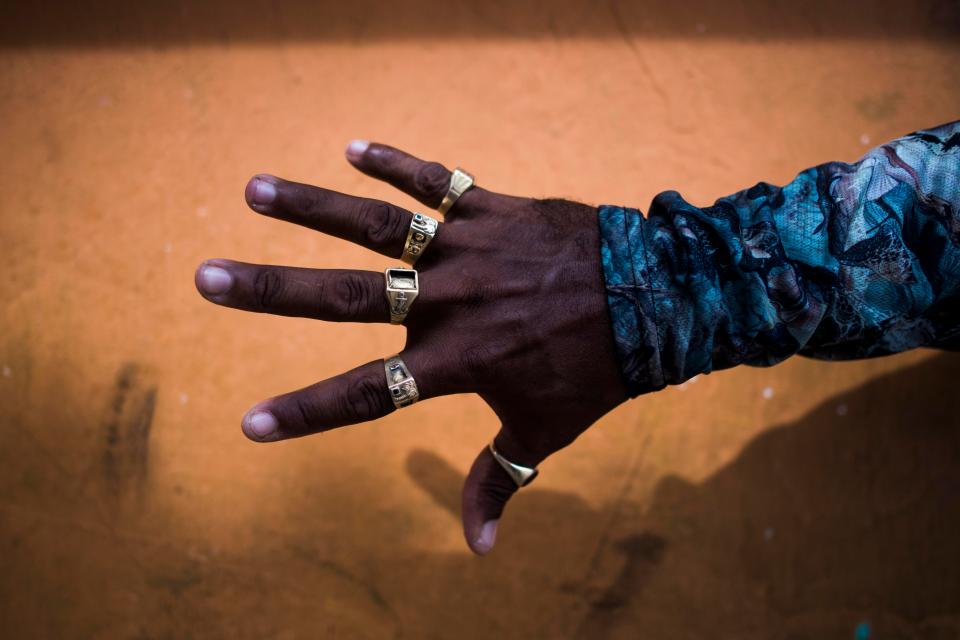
left=346, top=143, right=456, bottom=210
left=244, top=173, right=415, bottom=258
left=461, top=443, right=520, bottom=556
left=242, top=351, right=438, bottom=443
left=196, top=260, right=391, bottom=323
left=242, top=360, right=394, bottom=442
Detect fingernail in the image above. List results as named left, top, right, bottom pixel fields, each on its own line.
left=197, top=265, right=233, bottom=295
left=474, top=520, right=499, bottom=555
left=243, top=410, right=278, bottom=439
left=345, top=139, right=369, bottom=162
left=246, top=176, right=277, bottom=206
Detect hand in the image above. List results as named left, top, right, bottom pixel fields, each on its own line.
left=194, top=142, right=629, bottom=554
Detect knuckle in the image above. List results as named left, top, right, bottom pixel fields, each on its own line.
left=479, top=473, right=517, bottom=507
left=413, top=162, right=449, bottom=200
left=292, top=395, right=315, bottom=430
left=458, top=343, right=495, bottom=384
left=331, top=274, right=374, bottom=318
left=355, top=200, right=404, bottom=248
left=253, top=268, right=285, bottom=309
left=339, top=374, right=390, bottom=423
left=450, top=277, right=487, bottom=310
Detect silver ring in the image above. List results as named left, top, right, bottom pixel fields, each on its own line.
left=384, top=355, right=419, bottom=408
left=488, top=440, right=539, bottom=488
left=437, top=168, right=475, bottom=215
left=402, top=213, right=439, bottom=265
left=384, top=267, right=418, bottom=324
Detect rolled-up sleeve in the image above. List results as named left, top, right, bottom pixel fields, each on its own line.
left=599, top=121, right=960, bottom=397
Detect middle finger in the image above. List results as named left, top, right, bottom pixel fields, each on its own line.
left=196, top=259, right=393, bottom=322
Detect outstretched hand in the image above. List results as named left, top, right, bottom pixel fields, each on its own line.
left=195, top=142, right=628, bottom=554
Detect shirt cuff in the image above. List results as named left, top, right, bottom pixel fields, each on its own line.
left=597, top=205, right=666, bottom=397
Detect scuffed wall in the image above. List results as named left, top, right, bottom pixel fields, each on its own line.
left=1, top=2, right=958, bottom=638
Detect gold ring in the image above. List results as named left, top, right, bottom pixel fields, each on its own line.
left=384, top=267, right=418, bottom=324
left=384, top=355, right=419, bottom=408
left=437, top=168, right=475, bottom=215
left=402, top=213, right=439, bottom=265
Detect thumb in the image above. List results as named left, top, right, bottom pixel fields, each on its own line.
left=462, top=434, right=537, bottom=555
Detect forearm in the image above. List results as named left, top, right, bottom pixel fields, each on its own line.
left=600, top=121, right=960, bottom=397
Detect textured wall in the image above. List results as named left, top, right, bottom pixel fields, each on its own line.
left=1, top=2, right=959, bottom=638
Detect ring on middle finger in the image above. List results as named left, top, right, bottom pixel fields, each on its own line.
left=401, top=213, right=439, bottom=265
left=384, top=267, right=419, bottom=324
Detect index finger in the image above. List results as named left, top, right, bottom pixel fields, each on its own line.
left=241, top=351, right=439, bottom=442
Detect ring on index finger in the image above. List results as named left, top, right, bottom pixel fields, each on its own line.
left=384, top=355, right=419, bottom=408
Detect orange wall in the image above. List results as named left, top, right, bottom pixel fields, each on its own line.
left=1, top=2, right=958, bottom=638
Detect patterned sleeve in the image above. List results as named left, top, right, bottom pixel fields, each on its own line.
left=598, top=121, right=960, bottom=397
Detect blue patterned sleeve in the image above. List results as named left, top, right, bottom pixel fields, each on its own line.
left=599, top=121, right=960, bottom=397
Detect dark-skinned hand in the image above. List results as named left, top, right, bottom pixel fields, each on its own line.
left=194, top=142, right=629, bottom=555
